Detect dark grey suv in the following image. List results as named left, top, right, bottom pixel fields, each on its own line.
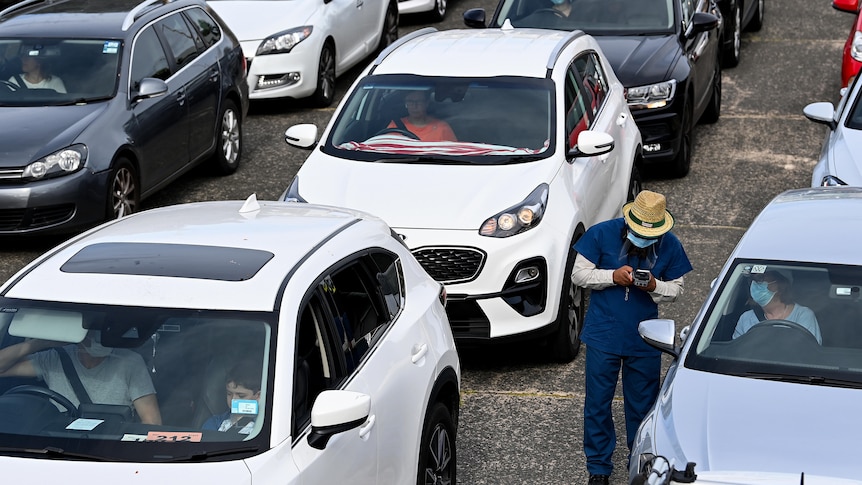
left=0, top=0, right=249, bottom=236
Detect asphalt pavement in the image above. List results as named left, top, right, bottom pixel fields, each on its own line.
left=0, top=0, right=851, bottom=483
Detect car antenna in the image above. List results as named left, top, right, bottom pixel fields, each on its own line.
left=239, top=193, right=260, bottom=213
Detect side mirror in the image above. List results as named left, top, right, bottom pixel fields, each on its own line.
left=285, top=124, right=319, bottom=149
left=132, top=78, right=168, bottom=102
left=688, top=12, right=719, bottom=36
left=463, top=8, right=487, bottom=28
left=638, top=318, right=678, bottom=357
left=832, top=0, right=860, bottom=14
left=568, top=130, right=614, bottom=159
left=802, top=102, right=837, bottom=130
left=307, top=390, right=371, bottom=450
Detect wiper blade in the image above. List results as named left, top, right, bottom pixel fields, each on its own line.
left=742, top=372, right=862, bottom=388
left=162, top=445, right=260, bottom=462
left=374, top=156, right=466, bottom=164
left=54, top=96, right=113, bottom=106
left=0, top=446, right=111, bottom=461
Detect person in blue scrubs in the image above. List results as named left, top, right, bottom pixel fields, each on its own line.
left=571, top=190, right=693, bottom=485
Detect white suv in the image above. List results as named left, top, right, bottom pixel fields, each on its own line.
left=283, top=26, right=643, bottom=362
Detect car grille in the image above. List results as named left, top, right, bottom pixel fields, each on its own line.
left=0, top=205, right=75, bottom=231
left=411, top=247, right=485, bottom=284
left=0, top=167, right=25, bottom=180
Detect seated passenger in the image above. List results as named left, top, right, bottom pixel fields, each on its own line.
left=733, top=269, right=822, bottom=343
left=387, top=90, right=457, bottom=142
left=0, top=329, right=162, bottom=424
left=8, top=50, right=66, bottom=93
left=202, top=360, right=261, bottom=434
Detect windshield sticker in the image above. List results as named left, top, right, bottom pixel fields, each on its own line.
left=232, top=399, right=259, bottom=415
left=66, top=418, right=104, bottom=431
left=121, top=434, right=149, bottom=441
left=103, top=41, right=120, bottom=54
left=750, top=264, right=767, bottom=275
left=146, top=431, right=203, bottom=442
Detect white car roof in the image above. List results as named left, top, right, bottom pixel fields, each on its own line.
left=1, top=200, right=384, bottom=311
left=733, top=187, right=862, bottom=265
left=372, top=28, right=586, bottom=78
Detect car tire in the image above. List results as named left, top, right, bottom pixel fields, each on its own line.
left=378, top=2, right=399, bottom=52
left=428, top=0, right=446, bottom=22
left=722, top=0, right=741, bottom=68
left=549, top=245, right=586, bottom=363
left=627, top=164, right=642, bottom=202
left=312, top=42, right=336, bottom=108
left=669, top=100, right=693, bottom=178
left=700, top=63, right=722, bottom=124
left=106, top=158, right=139, bottom=220
left=747, top=0, right=764, bottom=32
left=417, top=402, right=456, bottom=485
left=211, top=99, right=242, bottom=175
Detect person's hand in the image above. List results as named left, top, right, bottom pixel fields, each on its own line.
left=613, top=265, right=635, bottom=286
left=25, top=338, right=66, bottom=352
left=634, top=273, right=657, bottom=292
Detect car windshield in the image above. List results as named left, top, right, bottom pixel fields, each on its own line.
left=0, top=298, right=273, bottom=462
left=322, top=74, right=555, bottom=164
left=685, top=260, right=862, bottom=387
left=0, top=38, right=120, bottom=106
left=490, top=0, right=675, bottom=34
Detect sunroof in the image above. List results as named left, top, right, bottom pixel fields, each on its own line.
left=60, top=243, right=275, bottom=281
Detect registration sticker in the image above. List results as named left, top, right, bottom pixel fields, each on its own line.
left=231, top=399, right=258, bottom=415
left=66, top=418, right=104, bottom=431
left=146, top=431, right=202, bottom=442
left=103, top=41, right=120, bottom=54
left=750, top=264, right=767, bottom=275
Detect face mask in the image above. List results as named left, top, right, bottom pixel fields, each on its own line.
left=749, top=281, right=776, bottom=307
left=83, top=333, right=112, bottom=358
left=627, top=231, right=657, bottom=249
left=550, top=0, right=566, bottom=5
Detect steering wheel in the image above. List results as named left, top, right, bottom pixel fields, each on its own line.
left=0, top=80, right=19, bottom=92
left=531, top=7, right=567, bottom=18
left=371, top=127, right=420, bottom=140
left=748, top=319, right=820, bottom=344
left=3, top=385, right=79, bottom=416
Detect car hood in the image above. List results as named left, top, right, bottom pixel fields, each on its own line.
left=207, top=1, right=317, bottom=42
left=829, top=126, right=862, bottom=185
left=0, top=105, right=105, bottom=167
left=294, top=156, right=557, bottom=230
left=594, top=35, right=680, bottom=87
left=0, top=455, right=252, bottom=482
left=664, top=368, right=862, bottom=478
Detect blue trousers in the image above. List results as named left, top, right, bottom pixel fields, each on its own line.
left=583, top=344, right=661, bottom=476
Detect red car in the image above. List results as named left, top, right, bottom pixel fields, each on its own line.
left=836, top=0, right=862, bottom=87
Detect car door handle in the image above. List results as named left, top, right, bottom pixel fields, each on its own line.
left=209, top=69, right=219, bottom=83
left=176, top=89, right=186, bottom=106
left=411, top=343, right=428, bottom=363
left=616, top=113, right=628, bottom=127
left=359, top=415, right=376, bottom=440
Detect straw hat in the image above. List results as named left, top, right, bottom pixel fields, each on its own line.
left=622, top=190, right=674, bottom=238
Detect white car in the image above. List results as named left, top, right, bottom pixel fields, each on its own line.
left=635, top=456, right=862, bottom=485
left=630, top=187, right=862, bottom=482
left=282, top=27, right=643, bottom=362
left=0, top=196, right=460, bottom=484
left=207, top=0, right=399, bottom=106
left=804, top=73, right=862, bottom=186
left=398, top=0, right=446, bottom=22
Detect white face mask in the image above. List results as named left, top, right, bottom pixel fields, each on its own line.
left=83, top=333, right=112, bottom=358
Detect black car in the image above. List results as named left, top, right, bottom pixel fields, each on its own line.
left=464, top=0, right=722, bottom=177
left=717, top=0, right=764, bottom=67
left=0, top=0, right=249, bottom=236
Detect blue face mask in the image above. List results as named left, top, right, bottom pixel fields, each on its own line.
left=749, top=281, right=776, bottom=306
left=550, top=0, right=566, bottom=5
left=627, top=231, right=657, bottom=249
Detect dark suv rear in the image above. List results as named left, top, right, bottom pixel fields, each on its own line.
left=0, top=0, right=249, bottom=236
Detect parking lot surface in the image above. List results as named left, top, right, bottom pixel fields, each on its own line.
left=0, top=0, right=850, bottom=483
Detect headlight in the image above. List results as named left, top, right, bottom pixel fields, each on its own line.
left=22, top=144, right=87, bottom=180
left=625, top=79, right=677, bottom=109
left=281, top=176, right=307, bottom=202
left=851, top=31, right=862, bottom=63
left=821, top=175, right=848, bottom=186
left=479, top=184, right=548, bottom=238
left=257, top=26, right=313, bottom=56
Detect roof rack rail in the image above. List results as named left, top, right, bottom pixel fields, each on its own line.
left=545, top=29, right=585, bottom=75
left=122, top=0, right=168, bottom=31
left=0, top=0, right=47, bottom=19
left=370, top=27, right=437, bottom=71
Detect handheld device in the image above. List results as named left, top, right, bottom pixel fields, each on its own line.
left=633, top=269, right=651, bottom=288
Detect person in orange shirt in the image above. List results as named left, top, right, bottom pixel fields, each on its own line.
left=387, top=90, right=457, bottom=142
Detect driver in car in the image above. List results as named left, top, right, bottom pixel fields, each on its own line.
left=386, top=90, right=457, bottom=142
left=0, top=329, right=162, bottom=424
left=732, top=269, right=822, bottom=344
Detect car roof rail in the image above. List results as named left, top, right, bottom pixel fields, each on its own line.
left=370, top=27, right=438, bottom=73
left=546, top=29, right=586, bottom=77
left=122, top=0, right=172, bottom=31
left=0, top=0, right=47, bottom=19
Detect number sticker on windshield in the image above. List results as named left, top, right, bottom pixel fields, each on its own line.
left=146, top=431, right=202, bottom=442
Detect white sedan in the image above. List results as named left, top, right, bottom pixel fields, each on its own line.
left=0, top=196, right=459, bottom=484
left=208, top=0, right=399, bottom=106
left=804, top=73, right=862, bottom=186
left=282, top=27, right=643, bottom=362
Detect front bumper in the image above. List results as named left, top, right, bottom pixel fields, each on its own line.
left=242, top=40, right=320, bottom=101
left=630, top=100, right=684, bottom=165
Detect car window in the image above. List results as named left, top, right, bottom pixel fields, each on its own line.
left=184, top=7, right=221, bottom=49
left=494, top=0, right=674, bottom=33
left=131, top=27, right=171, bottom=90
left=154, top=12, right=200, bottom=69
left=324, top=74, right=554, bottom=162
left=565, top=62, right=592, bottom=149
left=685, top=260, right=862, bottom=387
